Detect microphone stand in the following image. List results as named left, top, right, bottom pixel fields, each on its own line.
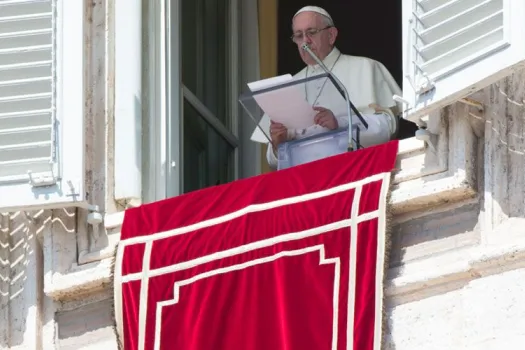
left=301, top=44, right=367, bottom=151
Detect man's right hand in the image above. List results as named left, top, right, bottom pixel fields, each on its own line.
left=270, top=121, right=287, bottom=152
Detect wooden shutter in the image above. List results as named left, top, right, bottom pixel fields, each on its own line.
left=0, top=0, right=86, bottom=212
left=401, top=0, right=525, bottom=122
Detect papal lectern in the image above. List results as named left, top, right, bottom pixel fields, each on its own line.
left=239, top=73, right=368, bottom=170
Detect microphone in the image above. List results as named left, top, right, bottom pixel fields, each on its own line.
left=301, top=44, right=367, bottom=150
left=302, top=44, right=331, bottom=71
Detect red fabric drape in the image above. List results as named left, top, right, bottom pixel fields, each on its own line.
left=115, top=140, right=398, bottom=350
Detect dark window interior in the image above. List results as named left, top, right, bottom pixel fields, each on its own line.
left=277, top=0, right=418, bottom=139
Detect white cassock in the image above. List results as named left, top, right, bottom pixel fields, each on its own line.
left=251, top=47, right=402, bottom=169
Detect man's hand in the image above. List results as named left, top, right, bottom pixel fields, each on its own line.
left=270, top=121, right=288, bottom=152
left=313, top=106, right=338, bottom=130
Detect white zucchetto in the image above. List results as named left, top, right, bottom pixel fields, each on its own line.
left=293, top=6, right=334, bottom=25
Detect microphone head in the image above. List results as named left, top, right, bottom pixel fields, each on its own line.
left=301, top=43, right=310, bottom=51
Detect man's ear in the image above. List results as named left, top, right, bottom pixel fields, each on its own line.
left=329, top=27, right=338, bottom=45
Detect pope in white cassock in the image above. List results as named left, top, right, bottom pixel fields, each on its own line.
left=252, top=5, right=402, bottom=169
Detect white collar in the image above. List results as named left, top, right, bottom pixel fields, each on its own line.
left=308, top=47, right=341, bottom=69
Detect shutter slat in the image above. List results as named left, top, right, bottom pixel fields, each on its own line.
left=418, top=0, right=501, bottom=44
left=0, top=44, right=51, bottom=55
left=0, top=12, right=52, bottom=22
left=0, top=92, right=52, bottom=102
left=0, top=141, right=51, bottom=166
left=0, top=157, right=51, bottom=181
left=418, top=0, right=482, bottom=28
left=0, top=140, right=50, bottom=151
left=0, top=32, right=51, bottom=50
left=411, top=0, right=504, bottom=80
left=0, top=141, right=51, bottom=175
left=0, top=96, right=51, bottom=115
left=418, top=11, right=503, bottom=62
left=422, top=27, right=504, bottom=76
left=0, top=29, right=52, bottom=41
left=0, top=1, right=51, bottom=16
left=0, top=62, right=52, bottom=82
left=0, top=0, right=54, bottom=181
left=0, top=125, right=52, bottom=147
left=0, top=111, right=52, bottom=136
left=0, top=60, right=52, bottom=70
left=417, top=0, right=451, bottom=12
left=0, top=78, right=52, bottom=97
left=0, top=108, right=52, bottom=120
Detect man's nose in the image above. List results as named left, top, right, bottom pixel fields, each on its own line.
left=302, top=35, right=313, bottom=45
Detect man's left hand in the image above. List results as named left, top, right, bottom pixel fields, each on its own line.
left=313, top=106, right=338, bottom=130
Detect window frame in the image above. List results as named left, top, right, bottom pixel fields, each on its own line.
left=179, top=0, right=240, bottom=193
left=144, top=0, right=260, bottom=203
left=0, top=0, right=86, bottom=212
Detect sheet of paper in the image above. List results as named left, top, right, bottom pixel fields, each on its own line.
left=250, top=113, right=271, bottom=143
left=247, top=74, right=316, bottom=130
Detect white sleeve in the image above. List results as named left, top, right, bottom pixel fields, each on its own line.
left=335, top=115, right=349, bottom=129
left=266, top=143, right=278, bottom=169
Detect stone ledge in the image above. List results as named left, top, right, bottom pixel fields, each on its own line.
left=104, top=211, right=125, bottom=229
left=391, top=175, right=477, bottom=215
left=386, top=218, right=525, bottom=303
left=45, top=258, right=113, bottom=301
left=391, top=132, right=477, bottom=215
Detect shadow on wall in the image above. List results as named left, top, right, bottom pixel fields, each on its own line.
left=0, top=208, right=79, bottom=348
left=0, top=211, right=44, bottom=347
left=1, top=212, right=33, bottom=348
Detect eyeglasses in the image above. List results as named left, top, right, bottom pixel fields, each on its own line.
left=290, top=26, right=332, bottom=43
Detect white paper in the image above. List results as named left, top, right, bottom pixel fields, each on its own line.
left=247, top=74, right=316, bottom=130
left=249, top=113, right=271, bottom=143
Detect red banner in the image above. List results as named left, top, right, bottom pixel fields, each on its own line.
left=114, top=140, right=398, bottom=350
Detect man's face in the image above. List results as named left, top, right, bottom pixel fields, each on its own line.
left=292, top=12, right=337, bottom=65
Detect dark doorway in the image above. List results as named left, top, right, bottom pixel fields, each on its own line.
left=277, top=0, right=418, bottom=139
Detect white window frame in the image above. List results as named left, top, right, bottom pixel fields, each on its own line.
left=144, top=0, right=260, bottom=203
left=0, top=0, right=86, bottom=212
left=114, top=0, right=142, bottom=203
